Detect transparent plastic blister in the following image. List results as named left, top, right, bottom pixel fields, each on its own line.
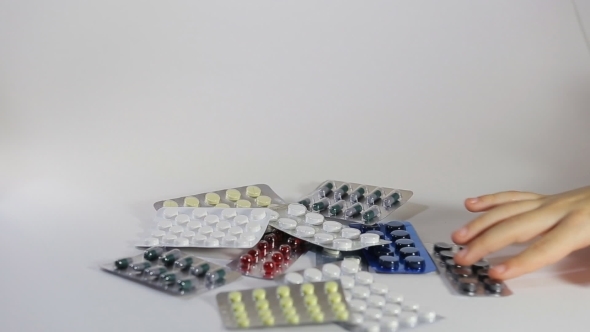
left=269, top=203, right=392, bottom=251
left=100, top=247, right=240, bottom=296
left=296, top=180, right=413, bottom=224
left=279, top=258, right=444, bottom=332
left=227, top=229, right=308, bottom=280
left=431, top=242, right=513, bottom=297
left=349, top=221, right=437, bottom=274
left=216, top=281, right=351, bottom=329
left=137, top=207, right=278, bottom=248
left=153, top=184, right=287, bottom=210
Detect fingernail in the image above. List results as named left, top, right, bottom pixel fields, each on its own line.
left=491, top=264, right=507, bottom=275
left=466, top=197, right=479, bottom=204
left=453, top=227, right=468, bottom=239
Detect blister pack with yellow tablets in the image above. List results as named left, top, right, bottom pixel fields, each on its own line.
left=296, top=180, right=413, bottom=224
left=101, top=247, right=240, bottom=296
left=137, top=207, right=278, bottom=248
left=216, top=281, right=351, bottom=329
left=153, top=184, right=286, bottom=210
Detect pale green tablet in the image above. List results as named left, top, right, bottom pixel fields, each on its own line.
left=163, top=200, right=178, bottom=207
left=226, top=189, right=241, bottom=201
left=205, top=193, right=220, bottom=206
left=183, top=196, right=199, bottom=207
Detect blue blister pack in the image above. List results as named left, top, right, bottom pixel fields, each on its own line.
left=349, top=221, right=437, bottom=274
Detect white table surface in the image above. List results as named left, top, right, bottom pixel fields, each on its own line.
left=3, top=1, right=590, bottom=331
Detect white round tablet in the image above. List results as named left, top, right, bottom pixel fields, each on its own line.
left=355, top=271, right=374, bottom=286
left=173, top=237, right=189, bottom=246
left=305, top=212, right=324, bottom=225
left=169, top=225, right=184, bottom=236
left=399, top=312, right=418, bottom=328
left=341, top=259, right=360, bottom=274
left=341, top=275, right=355, bottom=289
left=380, top=316, right=400, bottom=332
left=205, top=238, right=220, bottom=247
left=314, top=233, right=334, bottom=244
left=157, top=219, right=172, bottom=230
left=383, top=303, right=402, bottom=316
left=344, top=290, right=352, bottom=302
left=175, top=214, right=190, bottom=225
left=151, top=230, right=166, bottom=239
left=350, top=313, right=364, bottom=325
left=360, top=233, right=380, bottom=245
left=192, top=234, right=207, bottom=245
left=204, top=215, right=219, bottom=226
left=228, top=226, right=243, bottom=236
left=296, top=225, right=315, bottom=238
left=352, top=286, right=370, bottom=299
left=240, top=232, right=256, bottom=241
left=322, top=264, right=341, bottom=279
left=186, top=221, right=202, bottom=231
left=144, top=238, right=159, bottom=246
left=348, top=299, right=368, bottom=313
left=403, top=303, right=420, bottom=312
left=268, top=211, right=279, bottom=221
left=278, top=218, right=297, bottom=230
left=162, top=234, right=177, bottom=244
left=364, top=308, right=383, bottom=321
left=199, top=225, right=213, bottom=235
left=341, top=228, right=361, bottom=239
left=333, top=238, right=353, bottom=250
left=323, top=221, right=342, bottom=233
left=222, top=235, right=237, bottom=246
left=216, top=220, right=231, bottom=232
left=284, top=272, right=304, bottom=285
left=163, top=208, right=178, bottom=219
left=192, top=209, right=207, bottom=219
left=361, top=321, right=380, bottom=332
left=370, top=283, right=389, bottom=295
left=233, top=215, right=249, bottom=226
left=288, top=203, right=307, bottom=216
left=246, top=221, right=261, bottom=233
left=367, top=295, right=386, bottom=308
left=180, top=230, right=195, bottom=239
left=210, top=231, right=225, bottom=239
left=250, top=209, right=266, bottom=221
left=222, top=209, right=237, bottom=220
left=385, top=293, right=404, bottom=304
left=419, top=308, right=437, bottom=323
left=303, top=268, right=323, bottom=282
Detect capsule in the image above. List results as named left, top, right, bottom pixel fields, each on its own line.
left=312, top=197, right=330, bottom=212
left=366, top=188, right=383, bottom=205
left=175, top=256, right=195, bottom=270
left=298, top=198, right=312, bottom=209
left=178, top=277, right=197, bottom=292
left=328, top=200, right=346, bottom=216
left=362, top=206, right=381, bottom=222
left=383, top=191, right=401, bottom=207
left=161, top=249, right=182, bottom=266
left=345, top=203, right=363, bottom=217
left=190, top=262, right=211, bottom=277
left=161, top=272, right=179, bottom=284
left=131, top=261, right=152, bottom=272
left=114, top=257, right=133, bottom=269
left=349, top=186, right=366, bottom=202
left=143, top=247, right=165, bottom=261
left=144, top=266, right=168, bottom=278
left=333, top=183, right=350, bottom=200
left=206, top=268, right=227, bottom=283
left=317, top=182, right=334, bottom=197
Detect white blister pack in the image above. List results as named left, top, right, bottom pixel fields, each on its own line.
left=137, top=207, right=279, bottom=248
left=269, top=204, right=391, bottom=251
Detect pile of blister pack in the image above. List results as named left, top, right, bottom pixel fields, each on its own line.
left=101, top=180, right=512, bottom=332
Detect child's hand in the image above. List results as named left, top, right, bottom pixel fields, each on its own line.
left=451, top=186, right=590, bottom=280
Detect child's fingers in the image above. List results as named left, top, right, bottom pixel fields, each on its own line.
left=464, top=191, right=543, bottom=212
left=452, top=199, right=541, bottom=244
left=488, top=212, right=590, bottom=280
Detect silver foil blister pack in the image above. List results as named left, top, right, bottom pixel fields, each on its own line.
left=153, top=184, right=287, bottom=210
left=297, top=180, right=413, bottom=224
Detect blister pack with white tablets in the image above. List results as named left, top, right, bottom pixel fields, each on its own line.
left=100, top=247, right=240, bottom=296
left=216, top=281, right=351, bottom=329
left=227, top=230, right=308, bottom=280
left=269, top=203, right=392, bottom=251
left=431, top=242, right=513, bottom=297
left=348, top=222, right=436, bottom=274
left=281, top=258, right=444, bottom=332
left=137, top=207, right=278, bottom=248
left=296, top=180, right=413, bottom=224
left=153, top=184, right=287, bottom=210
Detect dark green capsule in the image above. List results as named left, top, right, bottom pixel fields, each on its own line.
left=162, top=272, right=178, bottom=284
left=190, top=262, right=210, bottom=277
left=329, top=200, right=345, bottom=216
left=174, top=256, right=195, bottom=270
left=145, top=266, right=168, bottom=278
left=383, top=192, right=401, bottom=207
left=114, top=258, right=133, bottom=269
left=367, top=189, right=383, bottom=205
left=345, top=203, right=363, bottom=217
left=318, top=182, right=334, bottom=197
left=298, top=198, right=312, bottom=209
left=178, top=277, right=196, bottom=292
left=131, top=261, right=152, bottom=272
left=350, top=187, right=366, bottom=202
left=143, top=247, right=165, bottom=261
left=362, top=206, right=380, bottom=222
left=333, top=184, right=350, bottom=200
left=161, top=249, right=182, bottom=266
left=312, top=198, right=329, bottom=212
left=206, top=268, right=226, bottom=283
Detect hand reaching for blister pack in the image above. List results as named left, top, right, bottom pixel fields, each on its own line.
left=452, top=186, right=590, bottom=280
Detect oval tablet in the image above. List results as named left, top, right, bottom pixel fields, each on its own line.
left=305, top=213, right=324, bottom=225
left=278, top=218, right=297, bottom=230
left=288, top=203, right=307, bottom=216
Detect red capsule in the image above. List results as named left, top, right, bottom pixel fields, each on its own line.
left=262, top=261, right=276, bottom=277
left=257, top=240, right=270, bottom=257
left=271, top=252, right=284, bottom=266
left=240, top=254, right=253, bottom=266
left=287, top=237, right=302, bottom=248
left=279, top=244, right=291, bottom=259
left=247, top=249, right=260, bottom=264
left=264, top=233, right=277, bottom=249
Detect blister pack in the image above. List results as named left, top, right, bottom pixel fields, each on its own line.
left=153, top=184, right=286, bottom=210
left=100, top=247, right=240, bottom=296
left=216, top=281, right=351, bottom=329
left=227, top=230, right=308, bottom=280
left=431, top=242, right=513, bottom=297
left=138, top=207, right=278, bottom=248
left=280, top=258, right=444, bottom=332
left=348, top=221, right=436, bottom=274
left=269, top=203, right=392, bottom=252
left=296, top=180, right=413, bottom=224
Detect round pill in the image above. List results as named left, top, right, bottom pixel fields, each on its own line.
left=385, top=293, right=404, bottom=304
left=483, top=277, right=504, bottom=294
left=151, top=230, right=166, bottom=239
left=225, top=189, right=241, bottom=201
left=215, top=203, right=230, bottom=208
left=286, top=314, right=300, bottom=325
left=192, top=209, right=207, bottom=219
left=303, top=268, right=323, bottom=282
left=246, top=186, right=261, bottom=198
left=182, top=196, right=199, bottom=207
left=278, top=218, right=297, bottom=230
left=175, top=214, right=190, bottom=225
left=419, top=308, right=437, bottom=323
left=404, top=256, right=425, bottom=272
left=472, top=260, right=490, bottom=274
left=222, top=235, right=237, bottom=246
left=395, top=239, right=415, bottom=251
left=301, top=283, right=315, bottom=295
left=355, top=271, right=374, bottom=285
left=323, top=221, right=342, bottom=233
left=205, top=193, right=220, bottom=206
left=322, top=264, right=341, bottom=280
left=204, top=215, right=219, bottom=226
left=256, top=195, right=272, bottom=207
left=399, top=312, right=418, bottom=328
left=360, top=233, right=380, bottom=245
left=233, top=215, right=249, bottom=226
left=439, top=250, right=454, bottom=261
left=268, top=210, right=279, bottom=221
left=314, top=233, right=335, bottom=244
left=245, top=222, right=261, bottom=233
left=311, top=312, right=324, bottom=323
left=341, top=275, right=355, bottom=289
left=333, top=239, right=353, bottom=250
left=236, top=318, right=250, bottom=328
left=235, top=199, right=251, bottom=208
left=163, top=200, right=178, bottom=208
left=162, top=234, right=177, bottom=244
left=433, top=242, right=453, bottom=253
left=256, top=299, right=270, bottom=310
left=211, top=231, right=225, bottom=239
left=250, top=209, right=266, bottom=221
left=361, top=321, right=380, bottom=332
left=336, top=310, right=350, bottom=322
left=191, top=234, right=207, bottom=245
left=370, top=283, right=389, bottom=295
left=366, top=230, right=385, bottom=239
left=199, top=225, right=213, bottom=235
left=215, top=220, right=231, bottom=231
left=234, top=311, right=248, bottom=320
left=341, top=228, right=361, bottom=239
left=350, top=313, right=364, bottom=324
left=400, top=247, right=420, bottom=259
left=276, top=285, right=290, bottom=298
left=390, top=230, right=410, bottom=241
left=205, top=238, right=219, bottom=247
left=221, top=209, right=237, bottom=220
left=228, top=226, right=243, bottom=236
left=349, top=299, right=367, bottom=312
left=307, top=304, right=321, bottom=315
left=383, top=303, right=402, bottom=316
left=169, top=225, right=184, bottom=236
left=285, top=273, right=303, bottom=285
left=305, top=213, right=324, bottom=225
left=232, top=302, right=246, bottom=312
left=252, top=288, right=266, bottom=300
left=239, top=232, right=256, bottom=241
left=368, top=295, right=386, bottom=308
left=296, top=225, right=315, bottom=237
left=144, top=238, right=159, bottom=246
left=262, top=316, right=275, bottom=326
left=288, top=203, right=307, bottom=216
left=371, top=243, right=392, bottom=257
left=157, top=219, right=173, bottom=230
left=328, top=292, right=342, bottom=304
left=385, top=221, right=406, bottom=233
left=365, top=308, right=383, bottom=320
left=304, top=294, right=319, bottom=306
left=341, top=259, right=360, bottom=274
left=332, top=302, right=347, bottom=313
left=228, top=291, right=242, bottom=303
left=280, top=297, right=294, bottom=309
left=324, top=280, right=339, bottom=293
left=451, top=266, right=473, bottom=279
left=404, top=303, right=420, bottom=312
left=352, top=286, right=370, bottom=299
left=173, top=237, right=189, bottom=246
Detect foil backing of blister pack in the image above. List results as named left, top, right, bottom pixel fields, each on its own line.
left=153, top=184, right=287, bottom=210
left=296, top=180, right=413, bottom=224
left=100, top=247, right=240, bottom=296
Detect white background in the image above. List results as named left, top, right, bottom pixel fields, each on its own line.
left=2, top=1, right=590, bottom=331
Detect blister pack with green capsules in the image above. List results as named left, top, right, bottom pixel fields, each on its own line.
left=153, top=184, right=287, bottom=210
left=100, top=247, right=240, bottom=296
left=296, top=180, right=413, bottom=224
